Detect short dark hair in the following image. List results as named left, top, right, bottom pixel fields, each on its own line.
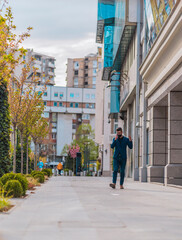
left=116, top=127, right=122, bottom=132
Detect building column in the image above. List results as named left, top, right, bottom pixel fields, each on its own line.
left=165, top=92, right=182, bottom=186
left=147, top=106, right=167, bottom=183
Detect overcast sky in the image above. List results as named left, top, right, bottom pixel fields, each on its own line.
left=7, top=0, right=98, bottom=86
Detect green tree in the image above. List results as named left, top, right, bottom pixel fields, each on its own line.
left=73, top=124, right=98, bottom=161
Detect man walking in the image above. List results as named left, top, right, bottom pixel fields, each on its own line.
left=57, top=162, right=63, bottom=175
left=110, top=127, right=133, bottom=189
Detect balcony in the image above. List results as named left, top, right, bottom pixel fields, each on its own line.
left=48, top=70, right=55, bottom=76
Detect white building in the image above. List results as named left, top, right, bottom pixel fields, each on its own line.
left=40, top=85, right=96, bottom=161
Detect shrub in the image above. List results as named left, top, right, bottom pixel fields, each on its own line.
left=41, top=168, right=52, bottom=177
left=4, top=180, right=23, bottom=198
left=0, top=172, right=16, bottom=185
left=34, top=173, right=45, bottom=183
left=14, top=174, right=28, bottom=196
left=64, top=168, right=69, bottom=173
left=0, top=187, right=11, bottom=212
left=0, top=173, right=28, bottom=196
left=31, top=170, right=39, bottom=177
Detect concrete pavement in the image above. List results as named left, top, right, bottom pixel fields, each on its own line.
left=0, top=176, right=182, bottom=240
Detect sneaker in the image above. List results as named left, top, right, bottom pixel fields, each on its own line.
left=120, top=185, right=124, bottom=189
left=109, top=183, right=116, bottom=189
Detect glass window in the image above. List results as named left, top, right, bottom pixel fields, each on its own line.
left=93, top=60, right=97, bottom=68
left=70, top=93, right=74, bottom=98
left=44, top=101, right=47, bottom=106
left=59, top=102, right=63, bottom=107
left=44, top=112, right=49, bottom=118
left=91, top=94, right=95, bottom=99
left=74, top=70, right=78, bottom=75
left=70, top=103, right=73, bottom=107
left=54, top=92, right=58, bottom=97
left=52, top=133, right=57, bottom=139
left=74, top=78, right=78, bottom=86
left=52, top=113, right=57, bottom=122
left=60, top=92, right=64, bottom=97
left=75, top=103, right=79, bottom=108
left=93, top=69, right=97, bottom=76
left=82, top=114, right=90, bottom=120
left=98, top=62, right=102, bottom=69
left=38, top=91, right=42, bottom=95
left=86, top=94, right=90, bottom=99
left=44, top=92, right=47, bottom=96
left=90, top=103, right=95, bottom=109
left=86, top=103, right=90, bottom=108
left=92, top=77, right=96, bottom=85
left=74, top=61, right=79, bottom=69
left=54, top=102, right=57, bottom=107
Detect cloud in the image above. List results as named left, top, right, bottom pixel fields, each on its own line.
left=23, top=32, right=97, bottom=86
left=7, top=0, right=98, bottom=86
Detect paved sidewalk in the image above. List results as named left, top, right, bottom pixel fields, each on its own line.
left=0, top=176, right=182, bottom=240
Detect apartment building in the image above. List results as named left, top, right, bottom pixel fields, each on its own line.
left=14, top=49, right=56, bottom=86
left=39, top=86, right=96, bottom=162
left=96, top=0, right=181, bottom=185
left=66, top=53, right=101, bottom=89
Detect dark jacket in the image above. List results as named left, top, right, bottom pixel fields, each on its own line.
left=111, top=136, right=133, bottom=160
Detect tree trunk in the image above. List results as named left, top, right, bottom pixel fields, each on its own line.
left=20, top=130, right=24, bottom=174
left=39, top=144, right=41, bottom=162
left=13, top=124, right=16, bottom=173
left=34, top=142, right=37, bottom=170
left=26, top=135, right=29, bottom=174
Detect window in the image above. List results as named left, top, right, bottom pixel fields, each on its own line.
left=60, top=92, right=64, bottom=98
left=86, top=103, right=90, bottom=108
left=38, top=91, right=42, bottom=95
left=70, top=103, right=73, bottom=107
left=74, top=61, right=79, bottom=69
left=85, top=65, right=88, bottom=69
left=82, top=114, right=90, bottom=120
left=44, top=101, right=47, bottom=106
left=54, top=102, right=57, bottom=107
left=72, top=123, right=76, bottom=129
left=52, top=133, right=57, bottom=139
left=74, top=78, right=78, bottom=86
left=74, top=70, right=78, bottom=75
left=52, top=113, right=57, bottom=122
left=85, top=74, right=88, bottom=77
left=93, top=69, right=97, bottom=76
left=91, top=94, right=95, bottom=99
left=90, top=103, right=95, bottom=109
left=86, top=94, right=90, bottom=99
left=99, top=62, right=102, bottom=69
left=59, top=102, right=63, bottom=107
left=70, top=93, right=74, bottom=98
left=75, top=103, right=79, bottom=108
left=23, top=55, right=26, bottom=60
left=44, top=92, right=47, bottom=96
left=93, top=60, right=97, bottom=68
left=75, top=93, right=79, bottom=98
left=54, top=92, right=58, bottom=97
left=92, top=77, right=96, bottom=85
left=44, top=112, right=49, bottom=118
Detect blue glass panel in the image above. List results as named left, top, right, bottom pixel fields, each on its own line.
left=110, top=72, right=120, bottom=113
left=98, top=0, right=115, bottom=21
left=113, top=0, right=125, bottom=61
left=104, top=26, right=114, bottom=68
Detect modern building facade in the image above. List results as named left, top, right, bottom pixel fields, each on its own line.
left=96, top=0, right=181, bottom=185
left=40, top=86, right=96, bottom=162
left=15, top=49, right=56, bottom=86
left=66, top=53, right=101, bottom=89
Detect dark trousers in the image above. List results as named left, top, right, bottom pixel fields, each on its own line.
left=58, top=169, right=61, bottom=175
left=113, top=156, right=127, bottom=186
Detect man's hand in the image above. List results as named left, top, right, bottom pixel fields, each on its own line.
left=115, top=134, right=118, bottom=140
left=129, top=136, right=132, bottom=141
